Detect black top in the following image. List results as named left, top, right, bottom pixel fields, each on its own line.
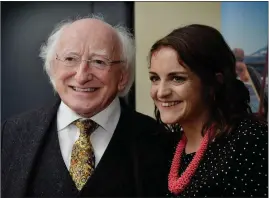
left=167, top=118, right=268, bottom=197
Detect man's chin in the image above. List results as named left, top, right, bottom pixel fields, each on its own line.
left=74, top=107, right=97, bottom=118
left=64, top=102, right=97, bottom=117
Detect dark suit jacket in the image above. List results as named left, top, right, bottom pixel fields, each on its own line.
left=2, top=98, right=178, bottom=197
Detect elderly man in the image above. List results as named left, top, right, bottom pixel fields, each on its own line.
left=2, top=17, right=176, bottom=197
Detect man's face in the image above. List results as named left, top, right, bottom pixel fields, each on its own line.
left=50, top=19, right=128, bottom=117
left=236, top=62, right=250, bottom=82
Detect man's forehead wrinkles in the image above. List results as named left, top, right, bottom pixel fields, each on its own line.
left=55, top=20, right=122, bottom=61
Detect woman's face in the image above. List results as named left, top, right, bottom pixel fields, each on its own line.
left=149, top=47, right=208, bottom=125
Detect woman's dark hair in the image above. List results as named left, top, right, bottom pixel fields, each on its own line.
left=149, top=24, right=263, bottom=140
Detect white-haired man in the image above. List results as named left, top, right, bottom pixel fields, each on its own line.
left=2, top=17, right=177, bottom=197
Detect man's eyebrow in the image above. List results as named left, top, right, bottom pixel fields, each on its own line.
left=90, top=50, right=109, bottom=57
left=67, top=52, right=80, bottom=55
left=60, top=51, right=80, bottom=56
left=61, top=50, right=110, bottom=57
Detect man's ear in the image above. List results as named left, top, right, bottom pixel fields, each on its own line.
left=48, top=59, right=57, bottom=75
left=118, top=69, right=130, bottom=92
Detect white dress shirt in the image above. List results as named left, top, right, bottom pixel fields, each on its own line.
left=57, top=97, right=121, bottom=170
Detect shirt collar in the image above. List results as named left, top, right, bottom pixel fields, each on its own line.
left=57, top=97, right=121, bottom=132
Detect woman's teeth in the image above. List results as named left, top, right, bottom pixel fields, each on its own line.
left=161, top=101, right=180, bottom=107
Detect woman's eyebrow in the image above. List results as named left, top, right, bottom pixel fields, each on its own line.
left=168, top=71, right=188, bottom=76
left=149, top=71, right=156, bottom=74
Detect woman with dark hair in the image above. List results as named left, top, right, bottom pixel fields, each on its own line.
left=148, top=24, right=268, bottom=197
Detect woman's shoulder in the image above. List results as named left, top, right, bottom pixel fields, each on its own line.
left=232, top=117, right=267, bottom=136
left=229, top=117, right=267, bottom=149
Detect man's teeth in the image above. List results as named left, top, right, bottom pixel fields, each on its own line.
left=73, top=87, right=97, bottom=92
left=161, top=101, right=180, bottom=107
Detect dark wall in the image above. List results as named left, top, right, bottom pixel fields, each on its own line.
left=1, top=2, right=135, bottom=121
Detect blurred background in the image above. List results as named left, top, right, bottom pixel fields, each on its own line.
left=222, top=2, right=268, bottom=116
left=1, top=2, right=268, bottom=121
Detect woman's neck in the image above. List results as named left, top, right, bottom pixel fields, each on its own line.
left=181, top=111, right=209, bottom=154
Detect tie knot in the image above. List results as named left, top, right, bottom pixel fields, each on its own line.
left=73, top=119, right=99, bottom=135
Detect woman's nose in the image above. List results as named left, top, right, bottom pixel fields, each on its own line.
left=157, top=82, right=172, bottom=98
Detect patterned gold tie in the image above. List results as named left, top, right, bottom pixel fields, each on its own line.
left=69, top=119, right=99, bottom=190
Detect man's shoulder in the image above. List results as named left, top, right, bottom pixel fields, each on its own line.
left=123, top=109, right=159, bottom=128
left=4, top=107, right=47, bottom=123
left=120, top=108, right=170, bottom=136
left=131, top=111, right=157, bottom=123
left=2, top=101, right=59, bottom=130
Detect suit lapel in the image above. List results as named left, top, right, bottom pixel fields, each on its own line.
left=5, top=98, right=61, bottom=197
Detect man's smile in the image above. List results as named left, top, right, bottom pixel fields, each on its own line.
left=70, top=86, right=99, bottom=92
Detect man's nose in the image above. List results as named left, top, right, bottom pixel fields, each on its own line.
left=74, top=61, right=93, bottom=84
left=157, top=82, right=171, bottom=98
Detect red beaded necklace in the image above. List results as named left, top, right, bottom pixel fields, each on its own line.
left=168, top=126, right=213, bottom=195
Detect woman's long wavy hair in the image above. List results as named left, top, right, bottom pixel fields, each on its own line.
left=149, top=24, right=263, bottom=140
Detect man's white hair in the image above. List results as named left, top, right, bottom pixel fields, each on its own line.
left=39, top=14, right=135, bottom=97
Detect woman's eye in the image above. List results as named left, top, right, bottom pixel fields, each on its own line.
left=149, top=76, right=159, bottom=82
left=172, top=76, right=186, bottom=83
